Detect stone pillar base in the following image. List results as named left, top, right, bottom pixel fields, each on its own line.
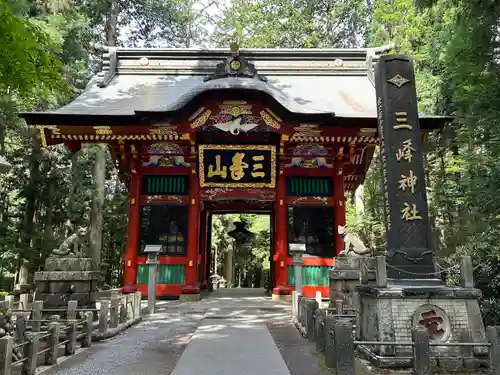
left=272, top=293, right=292, bottom=302
left=357, top=284, right=489, bottom=370
left=179, top=285, right=201, bottom=302
left=328, top=256, right=375, bottom=310
left=179, top=293, right=201, bottom=302
left=34, top=257, right=99, bottom=310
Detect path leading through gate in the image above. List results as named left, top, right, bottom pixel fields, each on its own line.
left=38, top=289, right=329, bottom=375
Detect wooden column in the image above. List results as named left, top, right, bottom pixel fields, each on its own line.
left=184, top=168, right=200, bottom=291
left=123, top=173, right=141, bottom=288
left=274, top=169, right=288, bottom=289
left=199, top=209, right=208, bottom=289
left=334, top=166, right=346, bottom=255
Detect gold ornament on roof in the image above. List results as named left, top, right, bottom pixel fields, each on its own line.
left=230, top=59, right=241, bottom=71
left=148, top=125, right=178, bottom=136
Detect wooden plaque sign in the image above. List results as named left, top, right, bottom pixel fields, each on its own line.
left=375, top=55, right=436, bottom=280
left=198, top=144, right=277, bottom=188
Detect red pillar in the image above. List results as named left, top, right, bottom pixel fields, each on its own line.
left=199, top=209, right=208, bottom=289
left=183, top=168, right=200, bottom=294
left=123, top=173, right=141, bottom=290
left=334, top=168, right=346, bottom=255
left=273, top=169, right=289, bottom=293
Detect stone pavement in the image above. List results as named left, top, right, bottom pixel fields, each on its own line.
left=39, top=289, right=329, bottom=375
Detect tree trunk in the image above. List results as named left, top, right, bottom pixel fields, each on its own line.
left=66, top=151, right=79, bottom=236
left=89, top=144, right=106, bottom=267
left=105, top=0, right=120, bottom=47
left=89, top=0, right=119, bottom=271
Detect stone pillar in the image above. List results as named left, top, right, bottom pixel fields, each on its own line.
left=412, top=326, right=431, bottom=375
left=290, top=244, right=306, bottom=295
left=375, top=54, right=437, bottom=280
left=145, top=249, right=159, bottom=314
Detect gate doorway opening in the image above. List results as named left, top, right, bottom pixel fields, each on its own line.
left=208, top=213, right=272, bottom=291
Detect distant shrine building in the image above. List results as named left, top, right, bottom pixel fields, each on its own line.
left=21, top=45, right=447, bottom=299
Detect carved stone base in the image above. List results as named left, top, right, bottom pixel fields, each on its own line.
left=179, top=293, right=201, bottom=302
left=34, top=256, right=99, bottom=310
left=272, top=293, right=292, bottom=303
left=328, top=256, right=375, bottom=309
left=356, top=284, right=489, bottom=370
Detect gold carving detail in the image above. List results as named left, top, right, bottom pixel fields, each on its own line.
left=396, top=139, right=416, bottom=163
left=401, top=203, right=422, bottom=221
left=293, top=124, right=322, bottom=137
left=219, top=103, right=252, bottom=118
left=260, top=110, right=281, bottom=129
left=149, top=125, right=178, bottom=136
left=36, top=125, right=60, bottom=147
left=394, top=111, right=412, bottom=130
left=93, top=126, right=113, bottom=135
left=189, top=107, right=206, bottom=121
left=190, top=109, right=212, bottom=129
left=388, top=74, right=410, bottom=88
left=199, top=144, right=276, bottom=188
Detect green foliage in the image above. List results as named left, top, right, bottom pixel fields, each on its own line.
left=211, top=214, right=271, bottom=277
left=0, top=0, right=69, bottom=100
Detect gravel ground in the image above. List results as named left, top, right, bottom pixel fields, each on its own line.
left=39, top=310, right=203, bottom=375
left=267, top=317, right=332, bottom=375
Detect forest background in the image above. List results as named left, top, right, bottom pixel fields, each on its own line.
left=1, top=0, right=500, bottom=324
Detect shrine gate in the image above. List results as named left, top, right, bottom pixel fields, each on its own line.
left=21, top=45, right=447, bottom=299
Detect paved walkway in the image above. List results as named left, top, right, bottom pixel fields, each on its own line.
left=41, top=289, right=297, bottom=375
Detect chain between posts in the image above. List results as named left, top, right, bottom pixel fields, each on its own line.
left=363, top=262, right=460, bottom=277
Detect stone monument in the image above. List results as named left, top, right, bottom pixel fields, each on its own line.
left=34, top=227, right=99, bottom=311
left=356, top=55, right=488, bottom=369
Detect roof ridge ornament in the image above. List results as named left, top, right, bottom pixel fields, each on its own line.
left=204, top=43, right=268, bottom=83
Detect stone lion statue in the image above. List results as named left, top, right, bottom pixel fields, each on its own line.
left=337, top=225, right=372, bottom=257
left=52, top=226, right=89, bottom=257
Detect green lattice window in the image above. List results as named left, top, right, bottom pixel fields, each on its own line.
left=142, top=175, right=189, bottom=195
left=286, top=177, right=333, bottom=197
left=137, top=264, right=185, bottom=284
left=287, top=265, right=333, bottom=286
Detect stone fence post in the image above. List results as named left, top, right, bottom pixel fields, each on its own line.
left=324, top=314, right=335, bottom=369
left=109, top=295, right=119, bottom=329
left=486, top=326, right=500, bottom=375
left=314, top=309, right=325, bottom=353
left=306, top=299, right=318, bottom=342
left=0, top=336, right=13, bottom=375
left=31, top=301, right=43, bottom=332
left=99, top=300, right=109, bottom=333
left=15, top=314, right=26, bottom=344
left=375, top=256, right=387, bottom=288
left=459, top=256, right=474, bottom=288
left=332, top=319, right=355, bottom=375
left=82, top=312, right=93, bottom=348
left=45, top=322, right=60, bottom=366
left=67, top=300, right=77, bottom=321
left=65, top=320, right=77, bottom=356
left=126, top=294, right=134, bottom=321
left=119, top=296, right=127, bottom=324
left=23, top=332, right=39, bottom=375
left=412, top=326, right=431, bottom=375
left=134, top=292, right=141, bottom=318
